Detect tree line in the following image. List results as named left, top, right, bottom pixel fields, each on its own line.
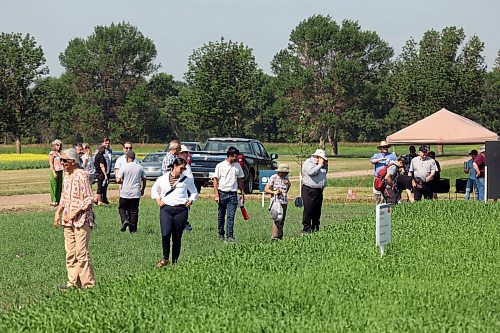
left=1, top=16, right=499, bottom=154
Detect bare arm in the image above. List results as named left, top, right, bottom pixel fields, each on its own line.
left=213, top=177, right=220, bottom=204
left=473, top=162, right=480, bottom=176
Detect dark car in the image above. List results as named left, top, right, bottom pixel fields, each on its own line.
left=141, top=152, right=167, bottom=180
left=190, top=138, right=278, bottom=193
left=109, top=152, right=124, bottom=183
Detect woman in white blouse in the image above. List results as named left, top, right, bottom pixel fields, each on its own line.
left=151, top=157, right=198, bottom=268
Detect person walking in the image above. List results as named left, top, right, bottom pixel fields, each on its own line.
left=264, top=163, right=291, bottom=240
left=161, top=140, right=181, bottom=174
left=408, top=146, right=437, bottom=201
left=49, top=139, right=64, bottom=207
left=301, top=149, right=328, bottom=234
left=213, top=147, right=245, bottom=242
left=101, top=137, right=112, bottom=204
left=151, top=157, right=198, bottom=268
left=473, top=146, right=486, bottom=201
left=53, top=148, right=95, bottom=289
left=370, top=141, right=397, bottom=204
left=464, top=149, right=479, bottom=200
left=93, top=145, right=108, bottom=205
left=117, top=150, right=146, bottom=233
left=81, top=143, right=95, bottom=186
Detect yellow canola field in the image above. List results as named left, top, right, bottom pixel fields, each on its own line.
left=0, top=154, right=47, bottom=162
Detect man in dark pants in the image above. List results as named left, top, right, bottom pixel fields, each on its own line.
left=408, top=146, right=437, bottom=201
left=213, top=147, right=245, bottom=242
left=116, top=151, right=146, bottom=232
left=101, top=137, right=113, bottom=204
left=301, top=149, right=328, bottom=234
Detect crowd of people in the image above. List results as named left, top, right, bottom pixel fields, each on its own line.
left=48, top=137, right=488, bottom=290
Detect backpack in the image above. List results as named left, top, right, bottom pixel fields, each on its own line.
left=374, top=163, right=396, bottom=192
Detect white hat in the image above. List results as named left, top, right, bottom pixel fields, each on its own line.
left=377, top=141, right=391, bottom=149
left=180, top=145, right=190, bottom=153
left=479, top=146, right=486, bottom=153
left=312, top=149, right=328, bottom=160
left=276, top=163, right=290, bottom=173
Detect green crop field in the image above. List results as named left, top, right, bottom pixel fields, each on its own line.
left=1, top=200, right=499, bottom=331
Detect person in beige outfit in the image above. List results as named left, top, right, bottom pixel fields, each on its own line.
left=54, top=148, right=95, bottom=289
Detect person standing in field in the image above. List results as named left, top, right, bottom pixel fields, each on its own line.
left=151, top=157, right=198, bottom=268
left=382, top=157, right=405, bottom=205
left=53, top=148, right=95, bottom=289
left=301, top=149, right=328, bottom=234
left=49, top=139, right=64, bottom=207
left=473, top=146, right=486, bottom=201
left=178, top=145, right=193, bottom=232
left=408, top=146, right=437, bottom=201
left=161, top=140, right=181, bottom=175
left=427, top=151, right=441, bottom=199
left=370, top=141, right=397, bottom=204
left=93, top=145, right=108, bottom=205
left=116, top=150, right=146, bottom=233
left=264, top=163, right=291, bottom=240
left=100, top=137, right=112, bottom=204
left=464, top=149, right=479, bottom=200
left=213, top=147, right=245, bottom=242
left=81, top=143, right=95, bottom=186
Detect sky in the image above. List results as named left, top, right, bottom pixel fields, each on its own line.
left=1, top=0, right=499, bottom=81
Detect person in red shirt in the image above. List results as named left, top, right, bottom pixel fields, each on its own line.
left=473, top=146, right=486, bottom=201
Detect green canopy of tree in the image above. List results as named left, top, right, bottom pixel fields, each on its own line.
left=0, top=32, right=48, bottom=153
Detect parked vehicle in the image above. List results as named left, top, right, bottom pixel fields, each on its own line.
left=190, top=138, right=278, bottom=193
left=109, top=152, right=124, bottom=183
left=182, top=142, right=202, bottom=151
left=141, top=152, right=167, bottom=180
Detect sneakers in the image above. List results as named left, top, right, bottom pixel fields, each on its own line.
left=225, top=237, right=236, bottom=243
left=58, top=283, right=76, bottom=291
left=218, top=234, right=224, bottom=241
left=184, top=223, right=193, bottom=232
left=120, top=220, right=129, bottom=232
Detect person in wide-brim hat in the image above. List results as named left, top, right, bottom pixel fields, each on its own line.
left=265, top=163, right=291, bottom=240
left=276, top=163, right=290, bottom=173
left=377, top=141, right=392, bottom=149
left=311, top=149, right=328, bottom=160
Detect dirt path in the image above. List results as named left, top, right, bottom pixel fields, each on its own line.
left=0, top=158, right=466, bottom=212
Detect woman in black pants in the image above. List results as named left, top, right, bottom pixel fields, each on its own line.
left=151, top=157, right=198, bottom=268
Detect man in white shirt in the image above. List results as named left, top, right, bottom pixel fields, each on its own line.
left=213, top=147, right=245, bottom=242
left=116, top=150, right=146, bottom=233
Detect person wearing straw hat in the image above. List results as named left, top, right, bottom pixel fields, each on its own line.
left=370, top=141, right=397, bottom=204
left=301, top=149, right=328, bottom=234
left=264, top=163, right=291, bottom=240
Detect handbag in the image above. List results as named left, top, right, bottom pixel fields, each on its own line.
left=268, top=196, right=284, bottom=222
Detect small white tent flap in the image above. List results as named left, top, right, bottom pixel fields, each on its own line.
left=386, top=108, right=499, bottom=144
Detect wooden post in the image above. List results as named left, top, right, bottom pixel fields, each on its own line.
left=437, top=144, right=444, bottom=155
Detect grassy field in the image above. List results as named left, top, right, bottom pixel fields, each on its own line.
left=0, top=199, right=373, bottom=312
left=1, top=200, right=499, bottom=331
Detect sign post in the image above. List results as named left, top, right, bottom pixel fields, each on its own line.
left=259, top=170, right=278, bottom=208
left=376, top=204, right=391, bottom=257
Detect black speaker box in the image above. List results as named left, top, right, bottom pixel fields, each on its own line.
left=486, top=141, right=500, bottom=199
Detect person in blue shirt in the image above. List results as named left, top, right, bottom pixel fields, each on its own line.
left=370, top=141, right=397, bottom=204
left=464, top=149, right=478, bottom=200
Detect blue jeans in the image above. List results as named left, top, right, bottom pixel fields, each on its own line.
left=476, top=177, right=485, bottom=201
left=217, top=191, right=238, bottom=238
left=465, top=178, right=478, bottom=200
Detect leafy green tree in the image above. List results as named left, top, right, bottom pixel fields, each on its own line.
left=180, top=38, right=263, bottom=139
left=59, top=22, right=159, bottom=142
left=389, top=27, right=487, bottom=130
left=272, top=15, right=393, bottom=154
left=0, top=32, right=48, bottom=153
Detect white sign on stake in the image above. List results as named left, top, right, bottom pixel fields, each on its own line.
left=376, top=204, right=391, bottom=257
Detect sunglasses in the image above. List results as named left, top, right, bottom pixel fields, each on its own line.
left=124, top=147, right=132, bottom=150
left=61, top=158, right=75, bottom=163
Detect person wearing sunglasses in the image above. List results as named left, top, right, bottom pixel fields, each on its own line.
left=54, top=148, right=95, bottom=289
left=49, top=139, right=64, bottom=207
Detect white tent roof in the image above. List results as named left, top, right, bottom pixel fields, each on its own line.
left=386, top=108, right=498, bottom=144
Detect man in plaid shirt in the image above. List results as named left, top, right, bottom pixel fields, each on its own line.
left=161, top=140, right=181, bottom=174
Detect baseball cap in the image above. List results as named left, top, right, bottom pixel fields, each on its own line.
left=180, top=145, right=190, bottom=153
left=479, top=146, right=485, bottom=153
left=468, top=149, right=478, bottom=155
left=418, top=146, right=428, bottom=153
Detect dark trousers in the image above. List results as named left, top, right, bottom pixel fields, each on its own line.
left=382, top=187, right=398, bottom=205
left=302, top=185, right=324, bottom=233
left=119, top=197, right=140, bottom=232
left=217, top=191, right=238, bottom=238
left=95, top=173, right=108, bottom=198
left=413, top=182, right=433, bottom=201
left=160, top=205, right=188, bottom=263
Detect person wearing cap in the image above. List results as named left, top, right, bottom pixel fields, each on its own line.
left=53, top=148, right=95, bottom=289
left=264, top=163, right=291, bottom=240
left=408, top=146, right=437, bottom=201
left=301, top=149, right=328, bottom=234
left=370, top=141, right=397, bottom=204
left=464, top=149, right=479, bottom=200
left=178, top=145, right=193, bottom=232
left=473, top=146, right=486, bottom=201
left=116, top=150, right=146, bottom=232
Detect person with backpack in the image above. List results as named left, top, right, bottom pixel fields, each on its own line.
left=370, top=141, right=397, bottom=204
left=373, top=157, right=405, bottom=205
left=151, top=157, right=198, bottom=268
